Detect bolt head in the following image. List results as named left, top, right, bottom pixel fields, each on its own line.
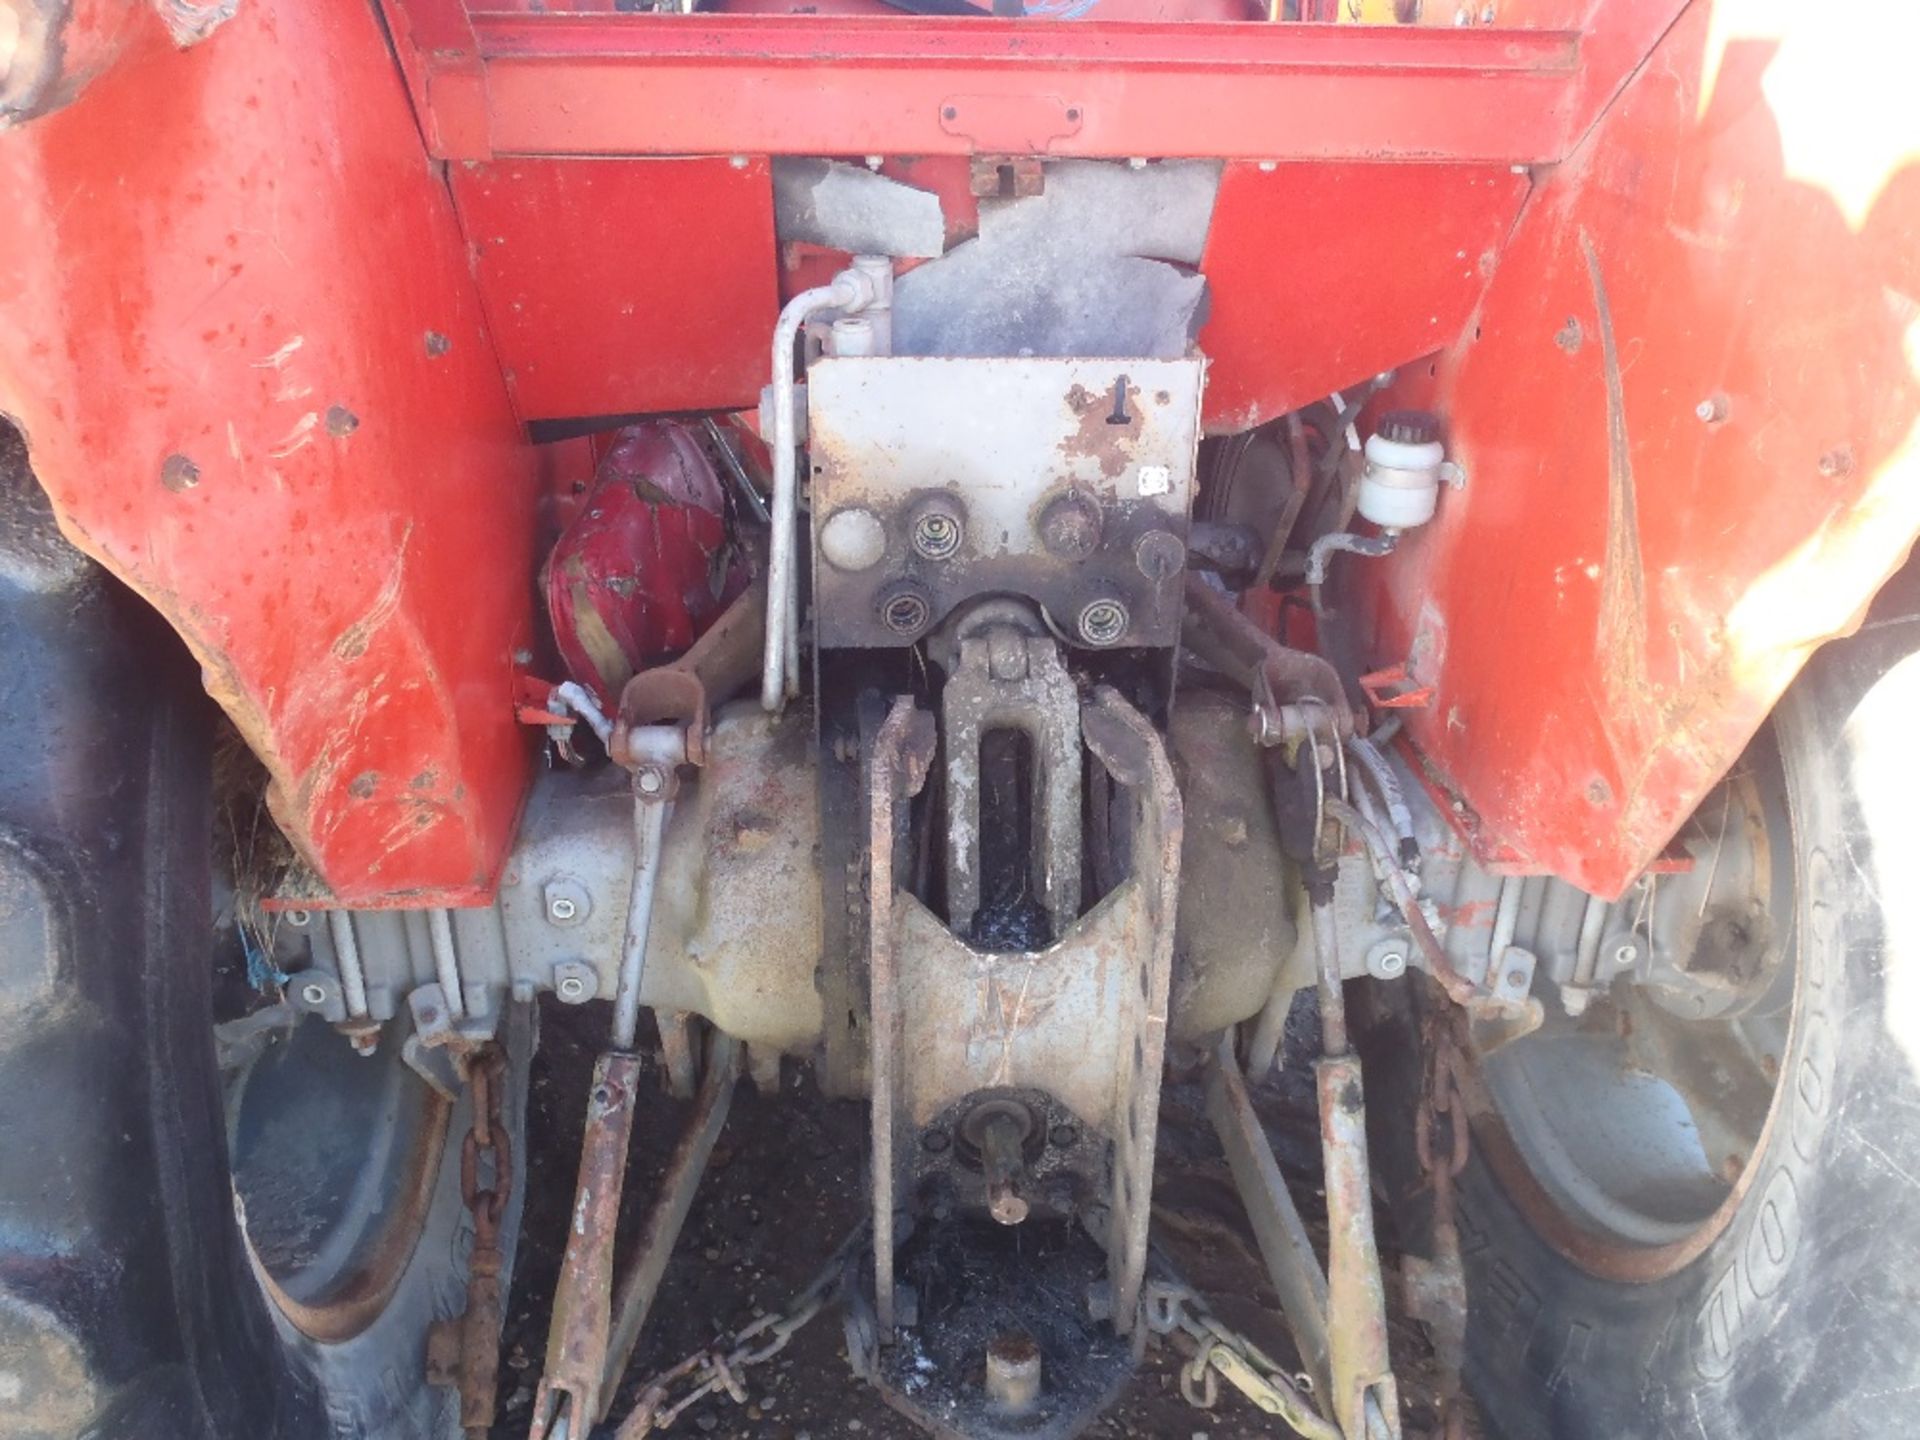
left=559, top=977, right=584, bottom=999
left=300, top=982, right=328, bottom=1007
left=285, top=908, right=312, bottom=928
left=1039, top=493, right=1102, bottom=560
left=1133, top=529, right=1185, bottom=582
left=1377, top=950, right=1407, bottom=977
left=636, top=768, right=666, bottom=796
left=548, top=895, right=578, bottom=922
left=160, top=454, right=201, bottom=492
left=1614, top=942, right=1638, bottom=966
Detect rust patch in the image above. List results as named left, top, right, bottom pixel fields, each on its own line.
left=1060, top=377, right=1143, bottom=481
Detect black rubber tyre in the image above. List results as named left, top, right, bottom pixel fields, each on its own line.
left=229, top=1003, right=534, bottom=1440
left=0, top=426, right=528, bottom=1440
left=1367, top=567, right=1920, bottom=1439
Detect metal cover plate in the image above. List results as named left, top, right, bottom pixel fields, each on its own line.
left=807, top=356, right=1205, bottom=650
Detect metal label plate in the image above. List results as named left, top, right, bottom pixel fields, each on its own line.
left=807, top=356, right=1205, bottom=650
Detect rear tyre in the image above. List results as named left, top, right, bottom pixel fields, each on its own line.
left=0, top=426, right=528, bottom=1440
left=1367, top=570, right=1920, bottom=1438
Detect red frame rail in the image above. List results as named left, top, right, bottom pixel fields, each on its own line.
left=380, top=1, right=1683, bottom=164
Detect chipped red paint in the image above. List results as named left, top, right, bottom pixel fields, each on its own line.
left=0, top=0, right=539, bottom=906
left=1360, top=0, right=1920, bottom=897
left=2, top=0, right=1914, bottom=911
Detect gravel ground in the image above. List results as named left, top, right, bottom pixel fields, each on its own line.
left=490, top=997, right=1461, bottom=1440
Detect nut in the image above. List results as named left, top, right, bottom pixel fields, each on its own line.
left=552, top=961, right=598, bottom=1005
left=543, top=878, right=591, bottom=927
left=1365, top=937, right=1409, bottom=980
left=1075, top=597, right=1129, bottom=647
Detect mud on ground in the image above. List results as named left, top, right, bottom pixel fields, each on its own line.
left=491, top=997, right=1463, bottom=1440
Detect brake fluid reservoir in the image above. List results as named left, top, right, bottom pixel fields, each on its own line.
left=1357, top=410, right=1446, bottom=531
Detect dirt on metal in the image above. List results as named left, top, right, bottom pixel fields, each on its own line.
left=492, top=998, right=1466, bottom=1440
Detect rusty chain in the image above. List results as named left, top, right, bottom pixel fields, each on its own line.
left=427, top=1043, right=514, bottom=1439
left=1409, top=1009, right=1471, bottom=1440
left=611, top=1225, right=865, bottom=1439
left=1143, top=1279, right=1341, bottom=1440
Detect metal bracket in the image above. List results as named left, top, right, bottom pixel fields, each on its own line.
left=937, top=94, right=1084, bottom=153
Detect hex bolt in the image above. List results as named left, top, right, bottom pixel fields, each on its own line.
left=908, top=495, right=966, bottom=561
left=1134, top=529, right=1186, bottom=582
left=1076, top=597, right=1130, bottom=647
left=985, top=1333, right=1042, bottom=1414
left=636, top=767, right=666, bottom=796
left=1038, top=493, right=1102, bottom=560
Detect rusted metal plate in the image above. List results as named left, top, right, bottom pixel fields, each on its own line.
left=0, top=0, right=539, bottom=906
left=807, top=357, right=1203, bottom=650
left=890, top=889, right=1153, bottom=1133
left=447, top=158, right=779, bottom=422
left=1361, top=0, right=1920, bottom=897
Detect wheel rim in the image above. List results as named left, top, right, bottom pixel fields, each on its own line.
left=227, top=1014, right=451, bottom=1341
left=1468, top=730, right=1799, bottom=1279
